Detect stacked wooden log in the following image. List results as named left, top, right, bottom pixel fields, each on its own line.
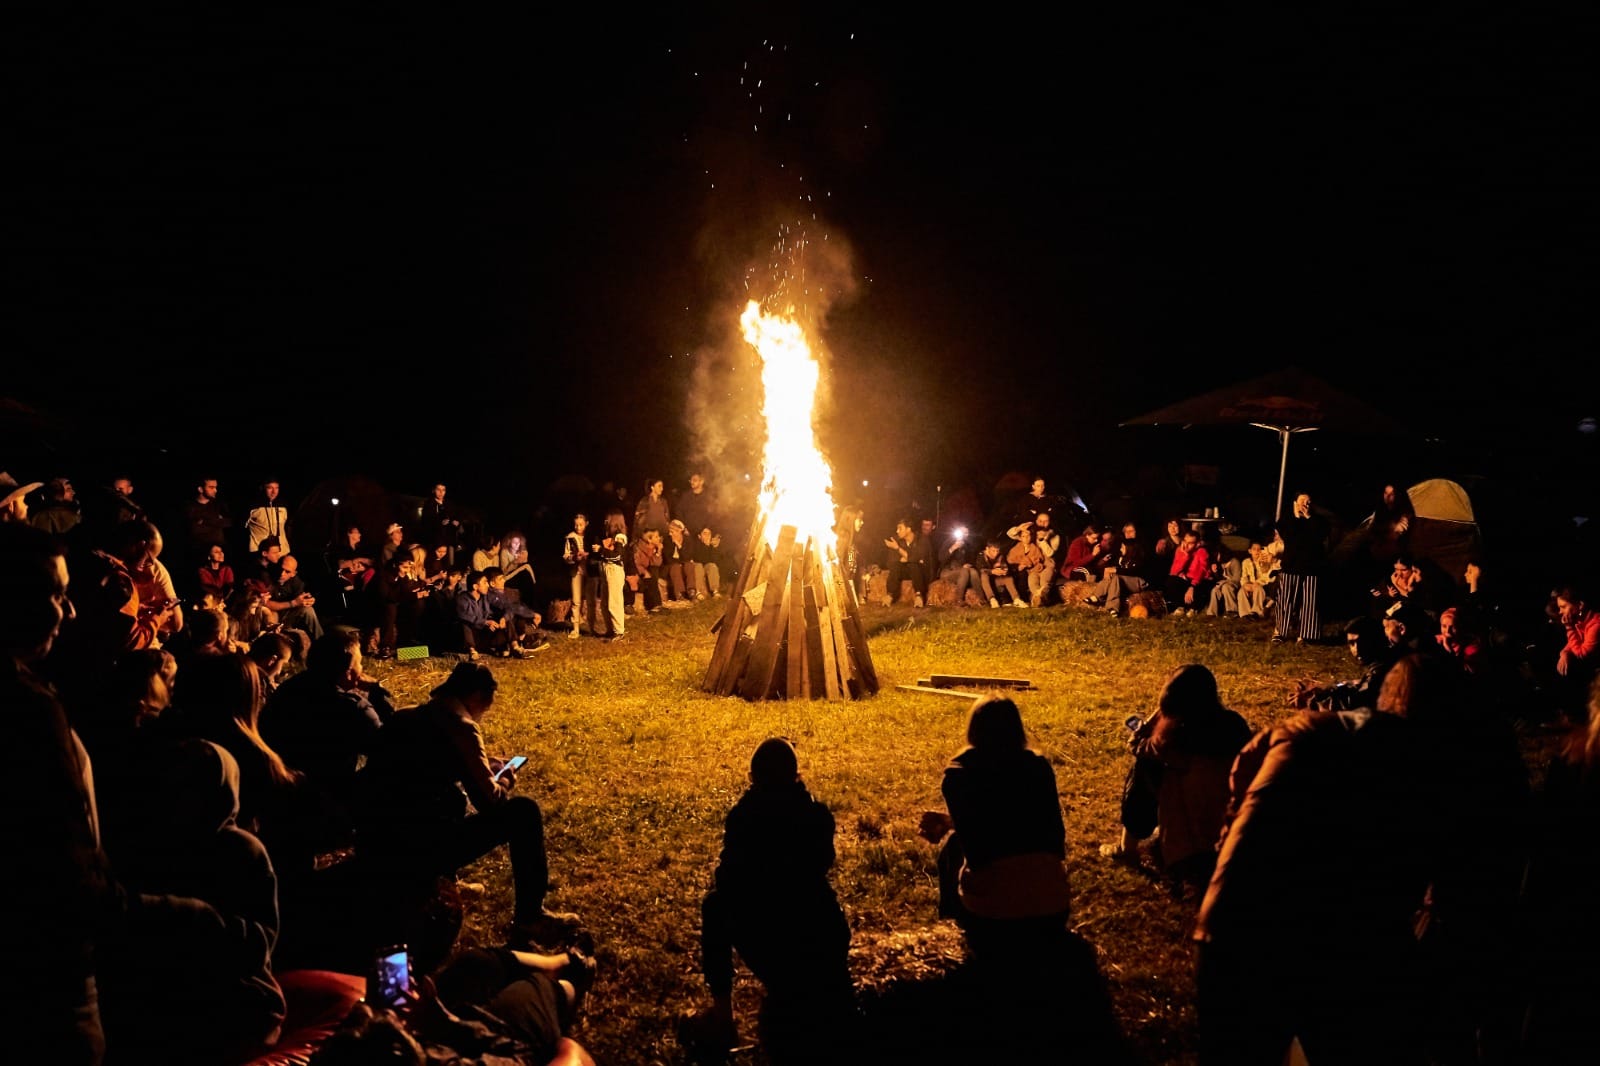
left=702, top=517, right=879, bottom=701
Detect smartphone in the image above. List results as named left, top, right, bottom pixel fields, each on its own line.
left=368, top=944, right=415, bottom=1012
left=493, top=755, right=527, bottom=782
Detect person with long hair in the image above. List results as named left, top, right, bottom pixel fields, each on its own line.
left=561, top=513, right=593, bottom=639
left=595, top=512, right=629, bottom=641
left=833, top=505, right=865, bottom=604
left=917, top=696, right=1072, bottom=956
left=1100, top=664, right=1254, bottom=892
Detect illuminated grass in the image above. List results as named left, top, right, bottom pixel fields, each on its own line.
left=369, top=602, right=1349, bottom=1064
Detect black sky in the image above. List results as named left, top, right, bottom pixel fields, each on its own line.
left=8, top=11, right=1598, bottom=527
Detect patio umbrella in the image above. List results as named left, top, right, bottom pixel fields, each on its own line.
left=1119, top=367, right=1410, bottom=521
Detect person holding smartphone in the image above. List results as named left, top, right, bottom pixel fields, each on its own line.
left=354, top=661, right=581, bottom=954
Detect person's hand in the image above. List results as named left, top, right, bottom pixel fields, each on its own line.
left=917, top=810, right=953, bottom=843
left=1184, top=587, right=1195, bottom=605
left=1557, top=649, right=1571, bottom=677
left=1288, top=679, right=1318, bottom=708
left=531, top=612, right=542, bottom=627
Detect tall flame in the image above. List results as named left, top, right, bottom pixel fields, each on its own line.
left=741, top=300, right=837, bottom=555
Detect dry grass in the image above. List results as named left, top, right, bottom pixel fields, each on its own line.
left=364, top=601, right=1376, bottom=1064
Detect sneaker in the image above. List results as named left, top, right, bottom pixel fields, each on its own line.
left=1085, top=595, right=1104, bottom=608
left=882, top=595, right=894, bottom=607
left=913, top=594, right=925, bottom=608
left=1269, top=633, right=1286, bottom=645
left=568, top=630, right=580, bottom=640
left=1012, top=600, right=1029, bottom=608
left=989, top=598, right=1000, bottom=609
left=467, top=649, right=482, bottom=662
left=527, top=640, right=551, bottom=653
left=561, top=947, right=598, bottom=1002
left=506, top=909, right=582, bottom=950
left=610, top=632, right=626, bottom=642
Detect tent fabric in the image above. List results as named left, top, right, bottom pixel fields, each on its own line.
left=1407, top=478, right=1476, bottom=524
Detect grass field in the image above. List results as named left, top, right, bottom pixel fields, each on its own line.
left=361, top=598, right=1456, bottom=1064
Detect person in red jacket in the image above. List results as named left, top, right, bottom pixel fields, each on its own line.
left=1163, top=530, right=1211, bottom=617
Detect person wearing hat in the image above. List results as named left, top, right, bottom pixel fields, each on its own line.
left=380, top=522, right=407, bottom=568
left=0, top=470, right=44, bottom=525
left=662, top=518, right=698, bottom=606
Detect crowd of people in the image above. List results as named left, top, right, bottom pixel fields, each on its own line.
left=3, top=461, right=1598, bottom=1064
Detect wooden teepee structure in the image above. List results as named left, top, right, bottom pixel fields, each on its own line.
left=702, top=511, right=878, bottom=701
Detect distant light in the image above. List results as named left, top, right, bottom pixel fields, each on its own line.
left=862, top=480, right=869, bottom=488
left=330, top=497, right=340, bottom=506
left=1579, top=417, right=1597, bottom=435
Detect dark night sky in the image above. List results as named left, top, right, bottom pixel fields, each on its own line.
left=8, top=10, right=1599, bottom=532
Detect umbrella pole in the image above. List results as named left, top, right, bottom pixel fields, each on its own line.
left=1275, top=428, right=1290, bottom=522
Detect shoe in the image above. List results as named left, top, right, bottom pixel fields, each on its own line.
left=1269, top=634, right=1286, bottom=645
left=527, top=640, right=551, bottom=653
left=610, top=633, right=626, bottom=642
left=561, top=947, right=598, bottom=1002
left=506, top=909, right=582, bottom=950
left=568, top=630, right=580, bottom=640
left=467, top=649, right=482, bottom=662
left=1098, top=842, right=1140, bottom=866
left=1012, top=600, right=1029, bottom=608
left=989, top=598, right=1000, bottom=609
left=913, top=594, right=925, bottom=608
left=882, top=595, right=894, bottom=607
left=1085, top=595, right=1104, bottom=607
left=500, top=649, right=514, bottom=658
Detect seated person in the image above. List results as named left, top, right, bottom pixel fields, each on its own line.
left=1204, top=547, right=1245, bottom=617
left=917, top=697, right=1072, bottom=956
left=1290, top=616, right=1396, bottom=712
left=265, top=553, right=325, bottom=641
left=485, top=566, right=549, bottom=651
left=354, top=662, right=580, bottom=951
left=456, top=569, right=529, bottom=660
left=96, top=738, right=287, bottom=1064
left=308, top=944, right=596, bottom=1066
left=882, top=518, right=931, bottom=607
left=978, top=538, right=1024, bottom=608
left=1100, top=664, right=1254, bottom=892
left=1086, top=521, right=1159, bottom=615
left=1162, top=529, right=1211, bottom=616
left=937, top=524, right=984, bottom=608
left=1004, top=526, right=1048, bottom=609
left=686, top=738, right=853, bottom=1056
left=1058, top=522, right=1112, bottom=584
left=1236, top=540, right=1279, bottom=618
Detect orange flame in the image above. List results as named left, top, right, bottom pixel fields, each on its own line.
left=741, top=300, right=837, bottom=555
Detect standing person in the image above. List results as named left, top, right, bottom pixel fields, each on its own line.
left=561, top=514, right=593, bottom=639
left=833, top=506, right=866, bottom=605
left=244, top=478, right=292, bottom=555
left=675, top=471, right=716, bottom=558
left=1271, top=491, right=1331, bottom=645
left=180, top=477, right=233, bottom=566
left=687, top=738, right=853, bottom=1058
left=418, top=483, right=463, bottom=567
left=632, top=477, right=672, bottom=541
left=595, top=513, right=629, bottom=641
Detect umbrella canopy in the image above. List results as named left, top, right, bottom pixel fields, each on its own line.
left=1119, top=366, right=1410, bottom=521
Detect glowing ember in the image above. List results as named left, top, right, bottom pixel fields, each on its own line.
left=741, top=300, right=836, bottom=555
